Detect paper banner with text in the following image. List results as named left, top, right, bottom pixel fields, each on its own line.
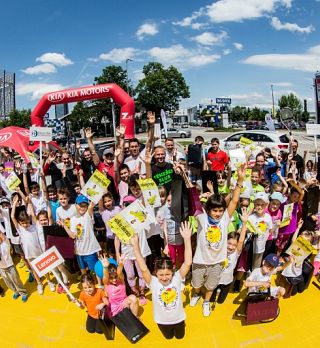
left=26, top=151, right=39, bottom=169
left=3, top=161, right=14, bottom=178
left=286, top=236, right=314, bottom=266
left=81, top=169, right=111, bottom=204
left=5, top=171, right=21, bottom=193
left=279, top=203, right=294, bottom=228
left=107, top=200, right=153, bottom=242
left=137, top=178, right=161, bottom=209
left=229, top=148, right=246, bottom=171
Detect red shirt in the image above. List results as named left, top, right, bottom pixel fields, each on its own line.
left=207, top=149, right=228, bottom=171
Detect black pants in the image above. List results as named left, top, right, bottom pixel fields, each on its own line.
left=287, top=277, right=306, bottom=296
left=86, top=315, right=103, bottom=334
left=157, top=320, right=185, bottom=339
left=146, top=234, right=164, bottom=274
left=210, top=283, right=232, bottom=304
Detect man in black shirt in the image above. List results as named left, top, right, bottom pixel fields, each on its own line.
left=291, top=139, right=304, bottom=178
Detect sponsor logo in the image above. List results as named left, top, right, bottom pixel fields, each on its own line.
left=122, top=112, right=133, bottom=120
left=48, top=92, right=65, bottom=103
left=0, top=133, right=12, bottom=144
left=35, top=251, right=58, bottom=271
left=17, top=130, right=30, bottom=137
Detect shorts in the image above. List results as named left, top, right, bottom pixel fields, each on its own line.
left=76, top=253, right=98, bottom=272
left=191, top=263, right=223, bottom=291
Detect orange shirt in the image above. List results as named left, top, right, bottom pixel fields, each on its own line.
left=79, top=288, right=106, bottom=319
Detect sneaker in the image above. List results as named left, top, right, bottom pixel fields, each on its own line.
left=18, top=260, right=25, bottom=268
left=13, top=293, right=20, bottom=300
left=48, top=281, right=56, bottom=292
left=139, top=294, right=147, bottom=306
left=37, top=284, right=44, bottom=295
left=202, top=301, right=211, bottom=317
left=21, top=294, right=28, bottom=302
left=28, top=272, right=34, bottom=283
left=190, top=294, right=201, bottom=307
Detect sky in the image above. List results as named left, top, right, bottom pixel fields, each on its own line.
left=1, top=0, right=320, bottom=115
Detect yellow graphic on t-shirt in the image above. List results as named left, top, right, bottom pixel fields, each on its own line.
left=221, top=257, right=229, bottom=269
left=257, top=221, right=267, bottom=234
left=159, top=287, right=178, bottom=310
left=76, top=223, right=83, bottom=238
left=64, top=218, right=71, bottom=229
left=206, top=225, right=222, bottom=248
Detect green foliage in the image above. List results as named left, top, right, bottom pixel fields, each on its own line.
left=229, top=106, right=267, bottom=121
left=69, top=102, right=94, bottom=130
left=135, top=62, right=190, bottom=113
left=278, top=93, right=302, bottom=121
left=0, top=109, right=31, bottom=129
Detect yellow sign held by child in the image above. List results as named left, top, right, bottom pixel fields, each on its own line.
left=6, top=171, right=21, bottom=193
left=137, top=178, right=161, bottom=209
left=81, top=169, right=111, bottom=204
left=286, top=236, right=314, bottom=266
left=240, top=136, right=253, bottom=147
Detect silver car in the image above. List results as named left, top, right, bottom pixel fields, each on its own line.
left=161, top=127, right=191, bottom=139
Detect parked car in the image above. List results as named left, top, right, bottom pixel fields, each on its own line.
left=228, top=122, right=239, bottom=128
left=161, top=127, right=191, bottom=139
left=221, top=130, right=289, bottom=152
left=181, top=123, right=189, bottom=128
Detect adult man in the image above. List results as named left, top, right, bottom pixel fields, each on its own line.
left=187, top=136, right=204, bottom=182
left=146, top=146, right=174, bottom=194
left=206, top=137, right=229, bottom=171
left=123, top=138, right=145, bottom=174
left=291, top=139, right=304, bottom=178
left=164, top=137, right=185, bottom=164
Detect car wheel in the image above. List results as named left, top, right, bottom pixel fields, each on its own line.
left=181, top=133, right=186, bottom=138
left=161, top=134, right=166, bottom=139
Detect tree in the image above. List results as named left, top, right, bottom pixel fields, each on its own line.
left=69, top=102, right=94, bottom=131
left=135, top=62, right=190, bottom=114
left=278, top=93, right=302, bottom=122
left=0, top=109, right=31, bottom=129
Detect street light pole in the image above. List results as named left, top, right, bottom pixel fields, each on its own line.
left=125, top=58, right=133, bottom=95
left=271, top=84, right=275, bottom=118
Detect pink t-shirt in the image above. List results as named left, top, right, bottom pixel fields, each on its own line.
left=105, top=281, right=127, bottom=317
left=265, top=207, right=282, bottom=240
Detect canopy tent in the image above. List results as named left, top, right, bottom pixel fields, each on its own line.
left=0, top=126, right=61, bottom=162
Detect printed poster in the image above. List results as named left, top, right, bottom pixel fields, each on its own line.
left=286, top=236, right=314, bottom=266
left=107, top=200, right=154, bottom=242
left=5, top=171, right=21, bottom=193
left=81, top=169, right=110, bottom=204
left=137, top=178, right=161, bottom=209
left=3, top=161, right=14, bottom=178
left=26, top=151, right=39, bottom=168
left=229, top=148, right=246, bottom=171
left=279, top=203, right=294, bottom=228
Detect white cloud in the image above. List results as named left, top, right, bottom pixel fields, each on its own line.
left=223, top=49, right=232, bottom=55
left=16, top=82, right=68, bottom=100
left=172, top=8, right=206, bottom=29
left=148, top=44, right=220, bottom=68
left=192, top=31, right=228, bottom=46
left=243, top=44, right=320, bottom=72
left=36, top=52, right=73, bottom=66
left=21, top=63, right=57, bottom=75
left=270, top=82, right=293, bottom=87
left=136, top=23, right=158, bottom=40
left=99, top=48, right=139, bottom=63
left=270, top=17, right=315, bottom=33
left=233, top=42, right=243, bottom=50
left=206, top=0, right=292, bottom=23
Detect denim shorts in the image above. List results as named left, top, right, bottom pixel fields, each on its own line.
left=76, top=253, right=98, bottom=271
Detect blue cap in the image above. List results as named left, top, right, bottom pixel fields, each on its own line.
left=264, top=253, right=280, bottom=267
left=75, top=195, right=89, bottom=205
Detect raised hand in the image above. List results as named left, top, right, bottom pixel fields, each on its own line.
left=84, top=127, right=94, bottom=139
left=240, top=206, right=249, bottom=223
left=147, top=111, right=156, bottom=125
left=179, top=221, right=192, bottom=240
left=237, top=163, right=247, bottom=182
left=116, top=124, right=126, bottom=138
left=99, top=254, right=110, bottom=268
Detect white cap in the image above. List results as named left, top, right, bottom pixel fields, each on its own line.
left=254, top=191, right=269, bottom=203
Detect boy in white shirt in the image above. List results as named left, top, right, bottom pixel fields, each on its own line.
left=248, top=192, right=273, bottom=269
left=0, top=232, right=28, bottom=301
left=66, top=195, right=101, bottom=277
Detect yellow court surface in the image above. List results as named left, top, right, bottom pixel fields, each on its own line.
left=1, top=269, right=320, bottom=348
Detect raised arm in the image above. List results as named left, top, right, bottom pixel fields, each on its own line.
left=84, top=127, right=100, bottom=166
left=145, top=111, right=156, bottom=152
left=237, top=207, right=248, bottom=253
left=115, top=125, right=126, bottom=164
left=131, top=234, right=152, bottom=285
left=227, top=164, right=246, bottom=217
left=10, top=195, right=20, bottom=230
left=178, top=221, right=192, bottom=279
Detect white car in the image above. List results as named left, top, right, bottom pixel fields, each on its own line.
left=221, top=130, right=289, bottom=152
left=161, top=127, right=191, bottom=139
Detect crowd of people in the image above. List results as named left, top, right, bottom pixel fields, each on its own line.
left=0, top=112, right=319, bottom=340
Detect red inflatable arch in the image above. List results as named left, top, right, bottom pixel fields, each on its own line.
left=31, top=83, right=135, bottom=138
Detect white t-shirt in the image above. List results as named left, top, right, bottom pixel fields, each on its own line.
left=17, top=223, right=43, bottom=259
left=248, top=213, right=273, bottom=254
left=246, top=267, right=274, bottom=293
left=165, top=150, right=185, bottom=164
left=120, top=228, right=151, bottom=260
left=0, top=238, right=14, bottom=268
left=219, top=250, right=240, bottom=285
left=282, top=262, right=303, bottom=278
left=31, top=192, right=47, bottom=215
left=193, top=211, right=230, bottom=265
left=56, top=205, right=77, bottom=229
left=149, top=272, right=186, bottom=325
left=70, top=212, right=101, bottom=256
left=124, top=150, right=146, bottom=174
